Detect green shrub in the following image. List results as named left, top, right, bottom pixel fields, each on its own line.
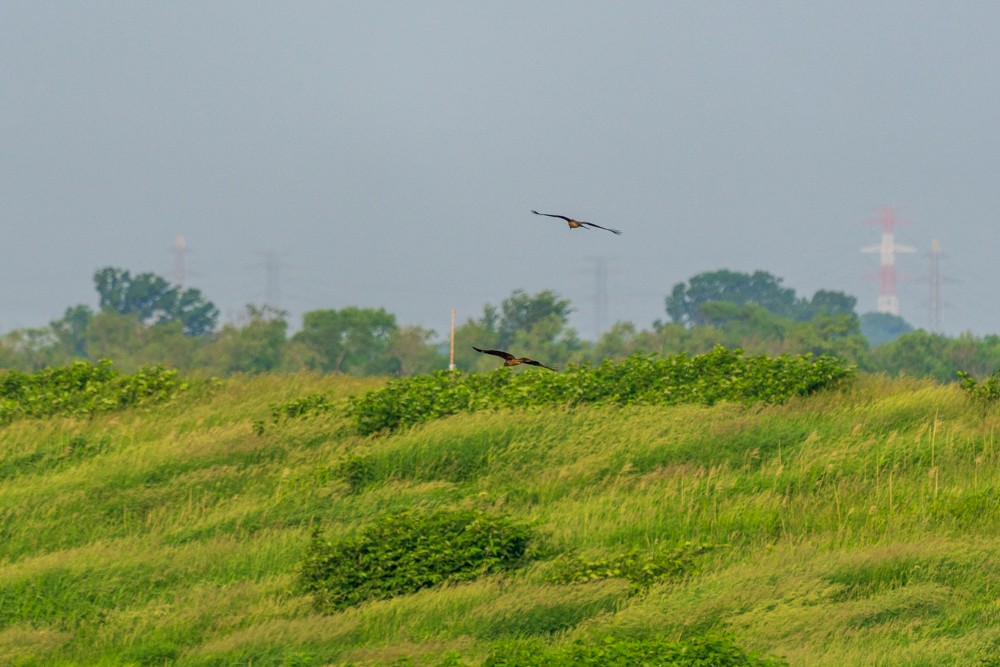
left=299, top=509, right=534, bottom=612
left=337, top=453, right=378, bottom=493
left=547, top=543, right=715, bottom=593
left=255, top=393, right=335, bottom=434
left=480, top=635, right=788, bottom=666
left=270, top=393, right=333, bottom=421
left=957, top=370, right=1000, bottom=403
left=349, top=347, right=854, bottom=434
left=0, top=360, right=187, bottom=425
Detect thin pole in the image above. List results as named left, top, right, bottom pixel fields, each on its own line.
left=449, top=308, right=456, bottom=370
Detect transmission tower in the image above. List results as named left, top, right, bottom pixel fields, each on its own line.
left=861, top=207, right=915, bottom=316
left=587, top=256, right=610, bottom=340
left=171, top=235, right=190, bottom=287
left=928, top=239, right=944, bottom=333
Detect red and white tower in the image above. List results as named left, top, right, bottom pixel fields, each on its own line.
left=861, top=207, right=915, bottom=316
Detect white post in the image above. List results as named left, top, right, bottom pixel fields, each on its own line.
left=449, top=308, right=456, bottom=370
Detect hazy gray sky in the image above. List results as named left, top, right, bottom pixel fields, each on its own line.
left=3, top=2, right=999, bottom=340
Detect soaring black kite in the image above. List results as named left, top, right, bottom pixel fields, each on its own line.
left=473, top=346, right=556, bottom=371
left=531, top=210, right=622, bottom=235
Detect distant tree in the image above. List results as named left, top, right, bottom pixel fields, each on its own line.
left=696, top=302, right=788, bottom=342
left=666, top=270, right=862, bottom=327
left=806, top=290, right=858, bottom=319
left=95, top=268, right=171, bottom=322
left=456, top=290, right=577, bottom=372
left=863, top=330, right=1000, bottom=382
left=787, top=314, right=868, bottom=360
left=137, top=320, right=202, bottom=370
left=0, top=334, right=27, bottom=370
left=496, top=289, right=573, bottom=349
left=293, top=307, right=398, bottom=374
left=453, top=317, right=502, bottom=371
left=508, top=310, right=583, bottom=371
left=665, top=270, right=800, bottom=325
left=863, top=330, right=953, bottom=380
left=946, top=333, right=1000, bottom=379
left=384, top=325, right=447, bottom=376
left=591, top=322, right=641, bottom=361
left=49, top=305, right=94, bottom=358
left=203, top=305, right=289, bottom=374
left=0, top=327, right=63, bottom=371
left=479, top=303, right=501, bottom=334
left=85, top=311, right=147, bottom=371
left=629, top=321, right=730, bottom=358
left=171, top=287, right=219, bottom=337
left=93, top=267, right=218, bottom=336
left=859, top=312, right=914, bottom=346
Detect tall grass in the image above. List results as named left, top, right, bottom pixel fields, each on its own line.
left=2, top=371, right=1000, bottom=664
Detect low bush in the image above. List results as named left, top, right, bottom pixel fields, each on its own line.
left=957, top=369, right=1000, bottom=403
left=0, top=360, right=187, bottom=425
left=349, top=347, right=854, bottom=434
left=270, top=393, right=333, bottom=421
left=546, top=543, right=715, bottom=593
left=299, top=508, right=534, bottom=612
left=253, top=393, right=335, bottom=434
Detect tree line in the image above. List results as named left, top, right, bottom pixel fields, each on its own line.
left=1, top=266, right=997, bottom=382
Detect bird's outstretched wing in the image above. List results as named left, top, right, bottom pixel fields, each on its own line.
left=532, top=210, right=622, bottom=235
left=473, top=346, right=515, bottom=361
left=531, top=210, right=572, bottom=223
left=580, top=221, right=623, bottom=235
left=522, top=358, right=557, bottom=371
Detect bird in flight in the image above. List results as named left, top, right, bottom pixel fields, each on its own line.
left=531, top=210, right=622, bottom=235
left=473, top=346, right=557, bottom=371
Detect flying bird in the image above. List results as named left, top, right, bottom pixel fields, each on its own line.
left=473, top=346, right=556, bottom=371
left=531, top=210, right=622, bottom=235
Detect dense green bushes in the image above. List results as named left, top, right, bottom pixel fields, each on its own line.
left=299, top=509, right=534, bottom=612
left=350, top=347, right=854, bottom=434
left=0, top=360, right=187, bottom=425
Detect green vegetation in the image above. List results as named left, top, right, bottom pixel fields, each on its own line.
left=0, top=359, right=188, bottom=425
left=476, top=636, right=787, bottom=666
left=9, top=265, right=1000, bottom=384
left=665, top=269, right=856, bottom=325
left=6, top=360, right=1000, bottom=664
left=253, top=392, right=337, bottom=436
left=93, top=266, right=219, bottom=336
left=349, top=347, right=854, bottom=434
left=300, top=509, right=533, bottom=612
left=546, top=543, right=714, bottom=593
left=957, top=369, right=1000, bottom=403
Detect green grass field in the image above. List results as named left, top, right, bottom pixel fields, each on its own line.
left=3, top=369, right=1000, bottom=665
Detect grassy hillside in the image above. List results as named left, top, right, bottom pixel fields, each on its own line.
left=3, top=367, right=1000, bottom=665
